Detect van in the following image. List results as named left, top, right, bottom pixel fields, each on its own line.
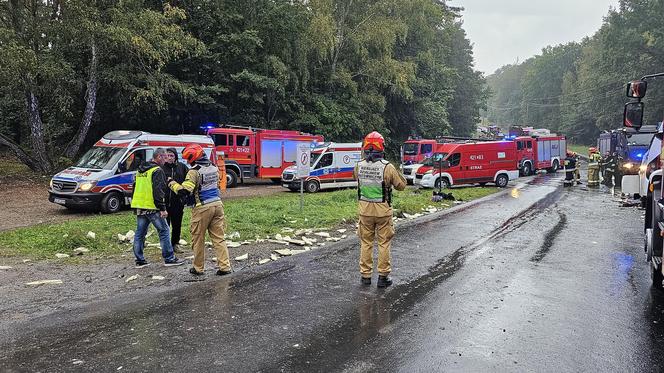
left=48, top=130, right=216, bottom=213
left=418, top=141, right=519, bottom=189
left=281, top=142, right=362, bottom=193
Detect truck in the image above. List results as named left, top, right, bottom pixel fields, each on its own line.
left=514, top=135, right=567, bottom=176
left=401, top=137, right=436, bottom=166
left=416, top=140, right=519, bottom=189
left=598, top=126, right=657, bottom=186
left=281, top=142, right=362, bottom=193
left=48, top=131, right=216, bottom=213
left=621, top=74, right=664, bottom=288
left=207, top=126, right=324, bottom=188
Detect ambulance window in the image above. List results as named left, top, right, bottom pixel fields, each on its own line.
left=527, top=141, right=533, bottom=149
left=448, top=153, right=461, bottom=167
left=217, top=135, right=228, bottom=146
left=123, top=149, right=146, bottom=173
left=517, top=141, right=523, bottom=150
left=236, top=135, right=250, bottom=147
left=421, top=144, right=433, bottom=154
left=315, top=153, right=333, bottom=169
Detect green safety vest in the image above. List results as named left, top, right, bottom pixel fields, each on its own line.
left=357, top=159, right=389, bottom=203
left=131, top=166, right=159, bottom=210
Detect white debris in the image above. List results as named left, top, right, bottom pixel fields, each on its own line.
left=337, top=229, right=347, bottom=234
left=145, top=229, right=153, bottom=238
left=86, top=231, right=96, bottom=240
left=73, top=247, right=89, bottom=255
left=63, top=234, right=69, bottom=238
left=125, top=274, right=140, bottom=283
left=117, top=234, right=127, bottom=242
left=146, top=243, right=160, bottom=247
left=259, top=259, right=271, bottom=265
left=317, top=243, right=326, bottom=247
left=234, top=253, right=249, bottom=261
left=288, top=220, right=298, bottom=224
left=227, top=241, right=242, bottom=248
left=55, top=253, right=70, bottom=259
left=26, top=279, right=63, bottom=286
left=72, top=359, right=84, bottom=365
left=290, top=249, right=307, bottom=255
left=125, top=230, right=135, bottom=241
left=315, top=232, right=331, bottom=238
left=281, top=227, right=295, bottom=233
left=22, top=259, right=31, bottom=263
left=205, top=241, right=213, bottom=246
left=275, top=233, right=284, bottom=241
left=179, top=239, right=188, bottom=246
left=226, top=232, right=241, bottom=240
left=326, top=237, right=341, bottom=242
left=185, top=255, right=195, bottom=260
left=286, top=238, right=306, bottom=246
left=268, top=239, right=290, bottom=245
left=341, top=235, right=348, bottom=239
left=301, top=237, right=315, bottom=245
left=151, top=275, right=166, bottom=280
left=274, top=249, right=292, bottom=256
left=295, top=228, right=313, bottom=236
left=0, top=266, right=12, bottom=270
left=241, top=241, right=251, bottom=245
left=454, top=201, right=464, bottom=205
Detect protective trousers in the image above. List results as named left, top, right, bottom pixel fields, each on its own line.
left=587, top=164, right=600, bottom=185
left=358, top=215, right=395, bottom=278
left=190, top=203, right=231, bottom=273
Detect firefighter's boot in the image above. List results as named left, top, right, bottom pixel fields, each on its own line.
left=377, top=275, right=392, bottom=288
left=361, top=277, right=371, bottom=285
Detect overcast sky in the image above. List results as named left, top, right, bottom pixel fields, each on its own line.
left=448, top=0, right=620, bottom=76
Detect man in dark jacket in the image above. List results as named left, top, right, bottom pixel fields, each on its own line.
left=130, top=148, right=184, bottom=268
left=162, top=147, right=188, bottom=253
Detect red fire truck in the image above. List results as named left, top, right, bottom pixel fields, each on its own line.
left=514, top=135, right=567, bottom=176
left=207, top=126, right=324, bottom=187
left=402, top=137, right=436, bottom=165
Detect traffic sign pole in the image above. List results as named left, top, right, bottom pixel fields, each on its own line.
left=296, top=143, right=311, bottom=213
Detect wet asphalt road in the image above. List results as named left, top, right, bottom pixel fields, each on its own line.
left=2, top=172, right=664, bottom=372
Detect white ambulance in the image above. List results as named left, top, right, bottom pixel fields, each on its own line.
left=281, top=142, right=362, bottom=193
left=48, top=130, right=216, bottom=213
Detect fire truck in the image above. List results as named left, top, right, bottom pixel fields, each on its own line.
left=622, top=73, right=664, bottom=289
left=207, top=126, right=324, bottom=187
left=514, top=135, right=567, bottom=176
left=401, top=137, right=436, bottom=165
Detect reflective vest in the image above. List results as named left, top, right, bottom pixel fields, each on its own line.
left=131, top=166, right=159, bottom=210
left=192, top=163, right=221, bottom=206
left=357, top=159, right=390, bottom=203
left=589, top=153, right=601, bottom=165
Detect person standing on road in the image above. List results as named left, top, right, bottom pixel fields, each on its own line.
left=587, top=147, right=601, bottom=186
left=162, top=148, right=188, bottom=253
left=354, top=131, right=406, bottom=288
left=603, top=152, right=617, bottom=185
left=168, top=144, right=232, bottom=276
left=130, top=148, right=185, bottom=268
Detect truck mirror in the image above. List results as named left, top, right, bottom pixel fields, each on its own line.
left=626, top=80, right=647, bottom=99
left=623, top=102, right=644, bottom=130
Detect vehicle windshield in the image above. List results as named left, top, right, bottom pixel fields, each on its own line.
left=421, top=153, right=448, bottom=166
left=403, top=143, right=419, bottom=155
left=75, top=146, right=126, bottom=170
left=310, top=152, right=322, bottom=167
left=626, top=133, right=654, bottom=146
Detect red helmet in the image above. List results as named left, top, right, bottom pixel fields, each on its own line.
left=363, top=131, right=385, bottom=152
left=182, top=144, right=205, bottom=165
left=589, top=147, right=598, bottom=153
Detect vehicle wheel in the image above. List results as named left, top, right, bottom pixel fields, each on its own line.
left=226, top=168, right=239, bottom=188
left=305, top=180, right=320, bottom=193
left=100, top=192, right=122, bottom=214
left=478, top=182, right=487, bottom=187
left=548, top=160, right=559, bottom=173
left=495, top=174, right=509, bottom=188
left=407, top=179, right=414, bottom=185
left=434, top=177, right=450, bottom=189
left=522, top=163, right=532, bottom=176
left=652, top=259, right=663, bottom=290
left=270, top=178, right=282, bottom=184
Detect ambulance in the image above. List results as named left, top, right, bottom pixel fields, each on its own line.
left=281, top=142, right=362, bottom=193
left=417, top=141, right=519, bottom=189
left=48, top=130, right=216, bottom=213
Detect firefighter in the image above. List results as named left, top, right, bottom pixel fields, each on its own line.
left=603, top=152, right=618, bottom=186
left=564, top=151, right=577, bottom=186
left=587, top=147, right=601, bottom=186
left=168, top=144, right=232, bottom=276
left=354, top=131, right=406, bottom=288
left=573, top=152, right=582, bottom=185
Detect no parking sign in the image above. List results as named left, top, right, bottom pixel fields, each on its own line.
left=296, top=143, right=311, bottom=178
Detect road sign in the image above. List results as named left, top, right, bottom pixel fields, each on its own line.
left=296, top=143, right=311, bottom=178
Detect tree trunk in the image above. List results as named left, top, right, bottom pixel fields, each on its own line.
left=65, top=40, right=98, bottom=159
left=25, top=89, right=52, bottom=173
left=0, top=133, right=43, bottom=173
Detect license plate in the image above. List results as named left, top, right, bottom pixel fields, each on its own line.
left=54, top=198, right=66, bottom=205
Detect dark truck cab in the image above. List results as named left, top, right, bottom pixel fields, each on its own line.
left=598, top=126, right=656, bottom=186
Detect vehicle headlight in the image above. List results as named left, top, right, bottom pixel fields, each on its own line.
left=49, top=179, right=53, bottom=188
left=640, top=164, right=648, bottom=172
left=623, top=163, right=634, bottom=169
left=78, top=182, right=95, bottom=192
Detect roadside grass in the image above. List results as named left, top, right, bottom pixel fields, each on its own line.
left=568, top=144, right=590, bottom=156
left=0, top=186, right=499, bottom=260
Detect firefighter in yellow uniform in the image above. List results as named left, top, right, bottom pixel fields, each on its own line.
left=587, top=147, right=601, bottom=186
left=354, top=131, right=406, bottom=288
left=168, top=144, right=232, bottom=276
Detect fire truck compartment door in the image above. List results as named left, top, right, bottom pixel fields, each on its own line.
left=261, top=140, right=282, bottom=168
left=621, top=175, right=640, bottom=195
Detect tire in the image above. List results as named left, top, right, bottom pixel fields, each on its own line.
left=548, top=160, right=559, bottom=173
left=270, top=178, right=282, bottom=184
left=305, top=180, right=320, bottom=193
left=226, top=168, right=239, bottom=188
left=478, top=182, right=487, bottom=187
left=100, top=192, right=122, bottom=214
left=407, top=179, right=414, bottom=185
left=653, top=259, right=663, bottom=290
left=522, top=162, right=532, bottom=177
left=495, top=174, right=509, bottom=188
left=434, top=177, right=450, bottom=189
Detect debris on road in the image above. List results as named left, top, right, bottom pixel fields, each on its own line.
left=26, top=279, right=63, bottom=286
left=179, top=239, right=187, bottom=246
left=235, top=253, right=249, bottom=261
left=125, top=275, right=140, bottom=283
left=270, top=254, right=279, bottom=261
left=315, top=232, right=331, bottom=238
left=55, top=253, right=70, bottom=259
left=151, top=275, right=166, bottom=280
left=0, top=265, right=12, bottom=270
left=259, top=259, right=271, bottom=265
left=227, top=241, right=242, bottom=248
left=337, top=229, right=347, bottom=234
left=274, top=249, right=292, bottom=256
left=73, top=247, right=89, bottom=255
left=86, top=231, right=96, bottom=240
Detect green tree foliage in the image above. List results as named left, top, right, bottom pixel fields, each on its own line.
left=486, top=0, right=664, bottom=144
left=0, top=0, right=486, bottom=171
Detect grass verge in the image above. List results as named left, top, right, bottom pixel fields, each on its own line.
left=568, top=144, right=590, bottom=156
left=0, top=187, right=499, bottom=260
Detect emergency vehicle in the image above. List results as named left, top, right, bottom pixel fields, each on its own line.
left=514, top=135, right=567, bottom=175
left=207, top=125, right=324, bottom=188
left=402, top=162, right=424, bottom=185
left=401, top=137, right=436, bottom=165
left=416, top=141, right=519, bottom=189
left=281, top=142, right=362, bottom=193
left=48, top=131, right=216, bottom=213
